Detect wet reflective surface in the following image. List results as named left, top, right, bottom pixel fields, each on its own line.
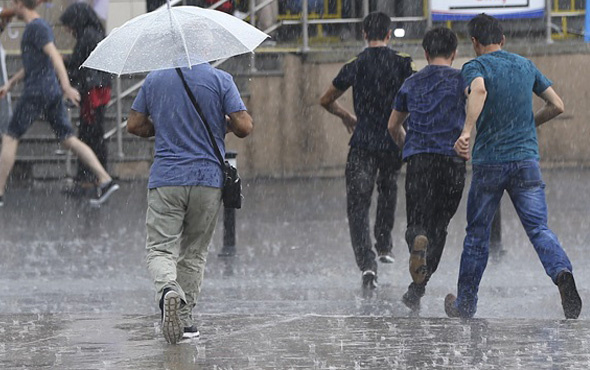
left=1, top=169, right=589, bottom=368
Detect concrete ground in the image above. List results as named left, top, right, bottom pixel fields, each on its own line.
left=1, top=168, right=590, bottom=369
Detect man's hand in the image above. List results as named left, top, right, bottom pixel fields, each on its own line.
left=0, top=84, right=9, bottom=99
left=63, top=86, right=81, bottom=107
left=454, top=132, right=471, bottom=161
left=341, top=114, right=356, bottom=134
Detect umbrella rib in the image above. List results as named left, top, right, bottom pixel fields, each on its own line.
left=121, top=27, right=148, bottom=75
left=175, top=7, right=269, bottom=61
left=169, top=8, right=192, bottom=68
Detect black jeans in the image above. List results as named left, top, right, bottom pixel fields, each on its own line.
left=405, top=153, right=465, bottom=289
left=76, top=104, right=107, bottom=183
left=345, top=147, right=402, bottom=273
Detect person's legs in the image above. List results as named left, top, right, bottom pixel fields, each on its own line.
left=0, top=96, right=43, bottom=198
left=404, top=155, right=464, bottom=309
left=374, top=150, right=402, bottom=256
left=62, top=136, right=111, bottom=185
left=46, top=98, right=112, bottom=186
left=507, top=160, right=573, bottom=280
left=146, top=186, right=189, bottom=302
left=76, top=102, right=107, bottom=184
left=145, top=186, right=189, bottom=343
left=426, top=157, right=465, bottom=276
left=0, top=134, right=19, bottom=198
left=453, top=164, right=506, bottom=318
left=403, top=154, right=433, bottom=304
left=345, top=147, right=378, bottom=276
left=176, top=186, right=222, bottom=328
left=404, top=154, right=432, bottom=252
left=507, top=160, right=581, bottom=319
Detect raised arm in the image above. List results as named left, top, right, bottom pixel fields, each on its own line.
left=43, top=41, right=81, bottom=106
left=454, top=77, right=487, bottom=161
left=319, top=84, right=357, bottom=134
left=387, top=110, right=409, bottom=149
left=534, top=86, right=565, bottom=127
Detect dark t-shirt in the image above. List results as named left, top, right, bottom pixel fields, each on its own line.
left=393, top=65, right=466, bottom=160
left=333, top=47, right=415, bottom=151
left=21, top=18, right=61, bottom=98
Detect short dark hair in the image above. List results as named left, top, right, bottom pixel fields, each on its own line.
left=363, top=12, right=391, bottom=41
left=468, top=13, right=503, bottom=46
left=422, top=27, right=458, bottom=59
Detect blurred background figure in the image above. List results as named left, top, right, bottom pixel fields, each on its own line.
left=0, top=6, right=15, bottom=134
left=60, top=3, right=112, bottom=195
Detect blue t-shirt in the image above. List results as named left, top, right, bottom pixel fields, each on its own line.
left=461, top=50, right=552, bottom=164
left=21, top=18, right=61, bottom=98
left=393, top=65, right=466, bottom=160
left=131, top=64, right=247, bottom=189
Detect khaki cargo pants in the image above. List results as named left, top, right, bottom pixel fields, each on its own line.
left=146, top=185, right=222, bottom=327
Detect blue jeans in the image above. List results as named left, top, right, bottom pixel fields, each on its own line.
left=455, top=160, right=572, bottom=317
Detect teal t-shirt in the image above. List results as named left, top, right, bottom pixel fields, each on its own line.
left=461, top=50, right=552, bottom=164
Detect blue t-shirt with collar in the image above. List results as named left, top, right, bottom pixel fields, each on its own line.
left=461, top=50, right=552, bottom=164
left=393, top=64, right=466, bottom=160
left=21, top=18, right=61, bottom=99
left=132, top=64, right=246, bottom=189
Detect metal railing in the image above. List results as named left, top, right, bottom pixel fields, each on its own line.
left=104, top=0, right=585, bottom=158
left=104, top=0, right=431, bottom=158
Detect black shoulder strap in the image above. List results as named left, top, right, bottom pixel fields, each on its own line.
left=175, top=68, right=225, bottom=167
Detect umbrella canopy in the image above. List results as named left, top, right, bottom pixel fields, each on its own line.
left=82, top=6, right=269, bottom=75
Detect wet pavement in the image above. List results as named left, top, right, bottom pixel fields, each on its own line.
left=1, top=168, right=590, bottom=369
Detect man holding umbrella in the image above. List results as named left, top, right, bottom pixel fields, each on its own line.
left=128, top=63, right=253, bottom=344
left=82, top=3, right=266, bottom=344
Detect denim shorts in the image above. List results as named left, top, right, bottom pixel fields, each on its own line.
left=7, top=94, right=74, bottom=141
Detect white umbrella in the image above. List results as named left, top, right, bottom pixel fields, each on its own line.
left=82, top=6, right=269, bottom=75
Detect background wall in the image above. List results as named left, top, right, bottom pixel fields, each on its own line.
left=228, top=50, right=590, bottom=178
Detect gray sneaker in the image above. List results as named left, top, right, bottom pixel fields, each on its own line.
left=161, top=290, right=183, bottom=344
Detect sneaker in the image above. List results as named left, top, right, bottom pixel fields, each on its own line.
left=362, top=270, right=378, bottom=290
left=183, top=325, right=200, bottom=339
left=161, top=289, right=183, bottom=344
left=409, top=235, right=428, bottom=284
left=557, top=270, right=582, bottom=319
left=89, top=181, right=120, bottom=207
left=444, top=293, right=461, bottom=318
left=378, top=251, right=395, bottom=264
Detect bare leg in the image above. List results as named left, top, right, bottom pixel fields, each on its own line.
left=0, top=134, right=19, bottom=196
left=61, top=136, right=111, bottom=185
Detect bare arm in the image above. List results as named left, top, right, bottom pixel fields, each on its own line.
left=534, top=87, right=564, bottom=127
left=43, top=42, right=81, bottom=106
left=127, top=109, right=155, bottom=138
left=227, top=110, right=253, bottom=138
left=0, top=68, right=24, bottom=99
left=319, top=84, right=357, bottom=134
left=454, top=77, right=487, bottom=161
left=387, top=110, right=409, bottom=149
